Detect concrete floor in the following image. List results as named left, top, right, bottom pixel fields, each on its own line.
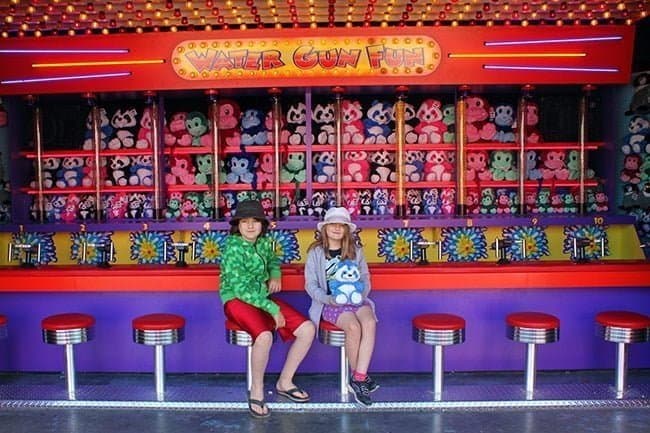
left=0, top=370, right=648, bottom=433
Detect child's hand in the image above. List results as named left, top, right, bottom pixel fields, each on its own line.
left=273, top=311, right=286, bottom=329
left=329, top=296, right=341, bottom=306
left=268, top=278, right=282, bottom=294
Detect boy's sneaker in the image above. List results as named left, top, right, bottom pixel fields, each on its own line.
left=364, top=375, right=380, bottom=393
left=348, top=378, right=372, bottom=407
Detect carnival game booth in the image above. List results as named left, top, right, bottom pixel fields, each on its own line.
left=0, top=0, right=648, bottom=405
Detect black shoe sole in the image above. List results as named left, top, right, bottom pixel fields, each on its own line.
left=347, top=384, right=372, bottom=407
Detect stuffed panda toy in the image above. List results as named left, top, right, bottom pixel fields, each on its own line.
left=329, top=259, right=364, bottom=305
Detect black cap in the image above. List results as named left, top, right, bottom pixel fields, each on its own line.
left=230, top=200, right=268, bottom=225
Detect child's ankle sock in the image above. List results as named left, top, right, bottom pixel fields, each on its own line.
left=352, top=371, right=367, bottom=382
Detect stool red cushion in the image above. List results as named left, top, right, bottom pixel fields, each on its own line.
left=320, top=320, right=344, bottom=332
left=0, top=315, right=6, bottom=326
left=596, top=311, right=650, bottom=329
left=42, top=313, right=95, bottom=331
left=506, top=312, right=559, bottom=329
left=413, top=313, right=465, bottom=331
left=133, top=313, right=185, bottom=331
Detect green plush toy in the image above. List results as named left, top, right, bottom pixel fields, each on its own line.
left=280, top=152, right=306, bottom=183
left=195, top=154, right=213, bottom=185
left=490, top=150, right=518, bottom=181
left=567, top=150, right=595, bottom=180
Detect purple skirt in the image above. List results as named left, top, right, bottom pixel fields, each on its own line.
left=322, top=301, right=370, bottom=325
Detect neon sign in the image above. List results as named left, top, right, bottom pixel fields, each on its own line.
left=171, top=36, right=441, bottom=80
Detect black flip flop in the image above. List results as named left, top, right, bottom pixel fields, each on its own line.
left=248, top=398, right=271, bottom=418
left=276, top=387, right=310, bottom=403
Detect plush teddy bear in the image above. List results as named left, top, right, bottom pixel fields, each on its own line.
left=524, top=150, right=543, bottom=181
left=286, top=102, right=312, bottom=145
left=369, top=150, right=396, bottom=183
left=387, top=101, right=418, bottom=144
left=495, top=189, right=513, bottom=214
left=225, top=153, right=256, bottom=184
left=424, top=150, right=453, bottom=182
left=105, top=155, right=130, bottom=186
left=620, top=154, right=642, bottom=184
left=166, top=112, right=192, bottom=147
left=369, top=188, right=388, bottom=215
left=479, top=188, right=497, bottom=214
left=217, top=99, right=241, bottom=148
left=344, top=189, right=360, bottom=216
left=31, top=156, right=60, bottom=189
left=492, top=103, right=516, bottom=143
left=82, top=107, right=113, bottom=150
left=622, top=115, right=650, bottom=155
left=310, top=191, right=328, bottom=218
left=219, top=191, right=237, bottom=217
left=129, top=155, right=153, bottom=186
left=105, top=192, right=129, bottom=220
left=358, top=189, right=373, bottom=215
left=180, top=192, right=200, bottom=219
left=313, top=151, right=336, bottom=183
left=440, top=188, right=456, bottom=215
left=165, top=155, right=196, bottom=185
left=441, top=104, right=456, bottom=144
left=312, top=102, right=336, bottom=145
left=59, top=194, right=80, bottom=223
left=77, top=194, right=96, bottom=221
left=465, top=150, right=492, bottom=182
left=125, top=192, right=146, bottom=219
left=193, top=154, right=213, bottom=185
left=406, top=189, right=423, bottom=215
left=465, top=189, right=480, bottom=215
left=422, top=188, right=441, bottom=214
left=329, top=259, right=364, bottom=305
left=342, top=150, right=370, bottom=182
left=540, top=150, right=569, bottom=180
left=405, top=150, right=425, bottom=182
left=341, top=99, right=365, bottom=144
left=107, top=107, right=138, bottom=149
left=240, top=108, right=268, bottom=145
left=364, top=100, right=393, bottom=144
left=255, top=152, right=274, bottom=186
left=414, top=99, right=446, bottom=144
left=465, top=96, right=496, bottom=142
left=55, top=156, right=85, bottom=188
left=280, top=152, right=306, bottom=183
left=490, top=150, right=518, bottom=181
left=135, top=106, right=153, bottom=149
left=566, top=150, right=595, bottom=181
left=165, top=192, right=183, bottom=220
left=185, top=111, right=212, bottom=147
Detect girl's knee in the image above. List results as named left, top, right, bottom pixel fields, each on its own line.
left=296, top=320, right=315, bottom=339
left=254, top=331, right=273, bottom=347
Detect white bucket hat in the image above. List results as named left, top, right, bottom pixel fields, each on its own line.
left=317, top=207, right=357, bottom=232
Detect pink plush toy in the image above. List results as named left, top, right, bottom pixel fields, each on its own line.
left=168, top=112, right=192, bottom=147
left=424, top=150, right=453, bottom=181
left=256, top=152, right=275, bottom=186
left=540, top=150, right=569, bottom=180
left=60, top=194, right=80, bottom=223
left=218, top=100, right=241, bottom=147
left=342, top=150, right=370, bottom=182
left=414, top=99, right=447, bottom=144
left=341, top=99, right=364, bottom=145
left=465, top=96, right=496, bottom=142
left=344, top=189, right=361, bottom=216
left=136, top=106, right=154, bottom=149
left=165, top=155, right=196, bottom=185
left=465, top=150, right=492, bottom=182
left=524, top=102, right=543, bottom=143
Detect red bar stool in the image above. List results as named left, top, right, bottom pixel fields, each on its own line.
left=506, top=312, right=560, bottom=400
left=412, top=313, right=465, bottom=401
left=318, top=320, right=348, bottom=401
left=132, top=313, right=185, bottom=402
left=0, top=315, right=7, bottom=339
left=225, top=319, right=254, bottom=392
left=41, top=313, right=95, bottom=400
left=595, top=310, right=650, bottom=399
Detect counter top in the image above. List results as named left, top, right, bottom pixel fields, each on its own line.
left=1, top=261, right=649, bottom=292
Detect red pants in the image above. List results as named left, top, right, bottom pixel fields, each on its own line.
left=224, top=297, right=308, bottom=342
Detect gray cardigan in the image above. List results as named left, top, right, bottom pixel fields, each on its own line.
left=304, top=245, right=376, bottom=333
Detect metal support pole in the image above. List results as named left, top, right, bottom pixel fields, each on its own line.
left=64, top=344, right=76, bottom=400
left=148, top=92, right=163, bottom=220
left=615, top=342, right=628, bottom=399
left=246, top=345, right=253, bottom=392
left=333, top=87, right=344, bottom=206
left=207, top=90, right=220, bottom=220
left=395, top=86, right=407, bottom=218
left=578, top=85, right=594, bottom=215
left=525, top=343, right=537, bottom=400
left=270, top=88, right=282, bottom=219
left=339, top=346, right=348, bottom=401
left=433, top=345, right=443, bottom=401
left=456, top=87, right=468, bottom=216
left=154, top=344, right=165, bottom=402
left=31, top=96, right=45, bottom=223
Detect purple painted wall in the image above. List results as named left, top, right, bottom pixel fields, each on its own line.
left=0, top=288, right=648, bottom=374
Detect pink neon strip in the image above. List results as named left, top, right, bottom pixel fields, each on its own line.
left=1, top=72, right=131, bottom=85
left=484, top=65, right=619, bottom=73
left=0, top=49, right=129, bottom=54
left=484, top=36, right=622, bottom=47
